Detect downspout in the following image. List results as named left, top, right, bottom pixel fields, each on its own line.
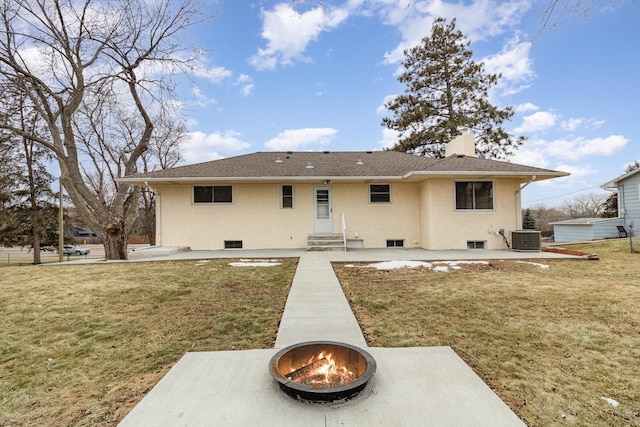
left=144, top=181, right=161, bottom=247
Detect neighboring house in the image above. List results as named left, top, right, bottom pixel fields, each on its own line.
left=550, top=217, right=625, bottom=243
left=602, top=167, right=640, bottom=236
left=120, top=134, right=568, bottom=251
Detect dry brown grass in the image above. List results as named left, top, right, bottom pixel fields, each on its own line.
left=0, top=259, right=296, bottom=426
left=334, top=241, right=640, bottom=427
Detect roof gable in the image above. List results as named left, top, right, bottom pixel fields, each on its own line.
left=602, top=167, right=640, bottom=189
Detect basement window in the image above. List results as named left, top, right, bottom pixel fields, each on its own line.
left=386, top=239, right=404, bottom=248
left=467, top=241, right=485, bottom=249
left=224, top=240, right=243, bottom=249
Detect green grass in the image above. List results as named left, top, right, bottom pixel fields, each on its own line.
left=334, top=240, right=640, bottom=427
left=0, top=259, right=297, bottom=426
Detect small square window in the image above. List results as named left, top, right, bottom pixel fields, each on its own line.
left=386, top=239, right=404, bottom=247
left=213, top=186, right=233, bottom=203
left=193, top=186, right=213, bottom=203
left=370, top=184, right=390, bottom=203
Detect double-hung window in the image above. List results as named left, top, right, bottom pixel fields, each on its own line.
left=193, top=185, right=233, bottom=204
left=455, top=181, right=493, bottom=210
left=370, top=184, right=390, bottom=203
left=282, top=185, right=294, bottom=208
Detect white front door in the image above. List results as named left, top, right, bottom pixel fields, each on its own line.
left=314, top=187, right=333, bottom=233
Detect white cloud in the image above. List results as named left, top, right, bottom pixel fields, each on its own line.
left=182, top=131, right=251, bottom=164
left=546, top=135, right=628, bottom=160
left=482, top=35, right=534, bottom=95
left=511, top=134, right=628, bottom=181
left=376, top=94, right=396, bottom=114
left=560, top=118, right=584, bottom=132
left=264, top=128, right=338, bottom=150
left=192, top=86, right=217, bottom=107
left=380, top=0, right=532, bottom=65
left=515, top=111, right=558, bottom=133
left=509, top=138, right=552, bottom=169
left=553, top=163, right=597, bottom=178
left=250, top=4, right=349, bottom=70
left=378, top=127, right=399, bottom=150
left=235, top=74, right=254, bottom=96
left=514, top=102, right=539, bottom=113
left=191, top=62, right=233, bottom=83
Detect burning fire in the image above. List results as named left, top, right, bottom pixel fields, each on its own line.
left=287, top=351, right=355, bottom=387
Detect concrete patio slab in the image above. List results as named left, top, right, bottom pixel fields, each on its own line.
left=117, top=249, right=571, bottom=425
left=119, top=347, right=525, bottom=426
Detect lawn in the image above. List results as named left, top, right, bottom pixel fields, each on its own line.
left=334, top=240, right=640, bottom=427
left=0, top=258, right=297, bottom=426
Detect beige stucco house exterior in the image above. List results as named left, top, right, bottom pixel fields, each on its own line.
left=121, top=134, right=568, bottom=251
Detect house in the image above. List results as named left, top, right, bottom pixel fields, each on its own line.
left=602, top=167, right=640, bottom=236
left=120, top=134, right=568, bottom=251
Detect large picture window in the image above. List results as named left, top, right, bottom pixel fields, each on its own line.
left=370, top=184, right=390, bottom=203
left=193, top=185, right=233, bottom=204
left=455, top=181, right=493, bottom=210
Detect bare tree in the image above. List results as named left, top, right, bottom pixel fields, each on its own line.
left=540, top=1, right=621, bottom=30
left=0, top=0, right=206, bottom=259
left=560, top=193, right=608, bottom=218
left=527, top=203, right=568, bottom=235
left=138, top=114, right=187, bottom=245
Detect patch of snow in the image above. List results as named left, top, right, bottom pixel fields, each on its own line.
left=344, top=264, right=356, bottom=268
left=229, top=262, right=281, bottom=267
left=601, top=396, right=620, bottom=407
left=367, top=261, right=433, bottom=270
left=516, top=261, right=549, bottom=269
left=365, top=260, right=488, bottom=272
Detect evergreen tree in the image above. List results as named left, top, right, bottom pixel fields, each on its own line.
left=382, top=18, right=524, bottom=158
left=522, top=208, right=536, bottom=230
left=601, top=193, right=618, bottom=218
left=625, top=161, right=640, bottom=174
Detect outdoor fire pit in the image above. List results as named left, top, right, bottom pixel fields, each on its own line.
left=269, top=341, right=376, bottom=402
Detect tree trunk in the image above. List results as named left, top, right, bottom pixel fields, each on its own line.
left=31, top=223, right=41, bottom=265
left=103, top=222, right=128, bottom=260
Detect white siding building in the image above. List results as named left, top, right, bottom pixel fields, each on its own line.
left=602, top=168, right=640, bottom=236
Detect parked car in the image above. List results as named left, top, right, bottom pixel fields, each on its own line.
left=63, top=245, right=90, bottom=256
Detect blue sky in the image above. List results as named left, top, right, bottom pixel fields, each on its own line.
left=176, top=0, right=639, bottom=207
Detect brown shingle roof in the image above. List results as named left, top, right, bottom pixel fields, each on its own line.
left=121, top=151, right=568, bottom=183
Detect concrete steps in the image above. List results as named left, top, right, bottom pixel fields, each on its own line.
left=306, top=233, right=345, bottom=251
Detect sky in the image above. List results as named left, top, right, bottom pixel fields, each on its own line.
left=174, top=0, right=639, bottom=207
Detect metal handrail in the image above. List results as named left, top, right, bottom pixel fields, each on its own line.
left=341, top=213, right=347, bottom=252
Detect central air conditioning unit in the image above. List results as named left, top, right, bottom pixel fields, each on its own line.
left=511, top=230, right=541, bottom=251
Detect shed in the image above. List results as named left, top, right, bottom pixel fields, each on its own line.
left=550, top=217, right=625, bottom=243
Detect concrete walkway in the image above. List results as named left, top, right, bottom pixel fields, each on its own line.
left=117, top=249, right=572, bottom=426
left=274, top=253, right=368, bottom=349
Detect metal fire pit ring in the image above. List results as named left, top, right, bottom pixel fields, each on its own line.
left=269, top=340, right=377, bottom=402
